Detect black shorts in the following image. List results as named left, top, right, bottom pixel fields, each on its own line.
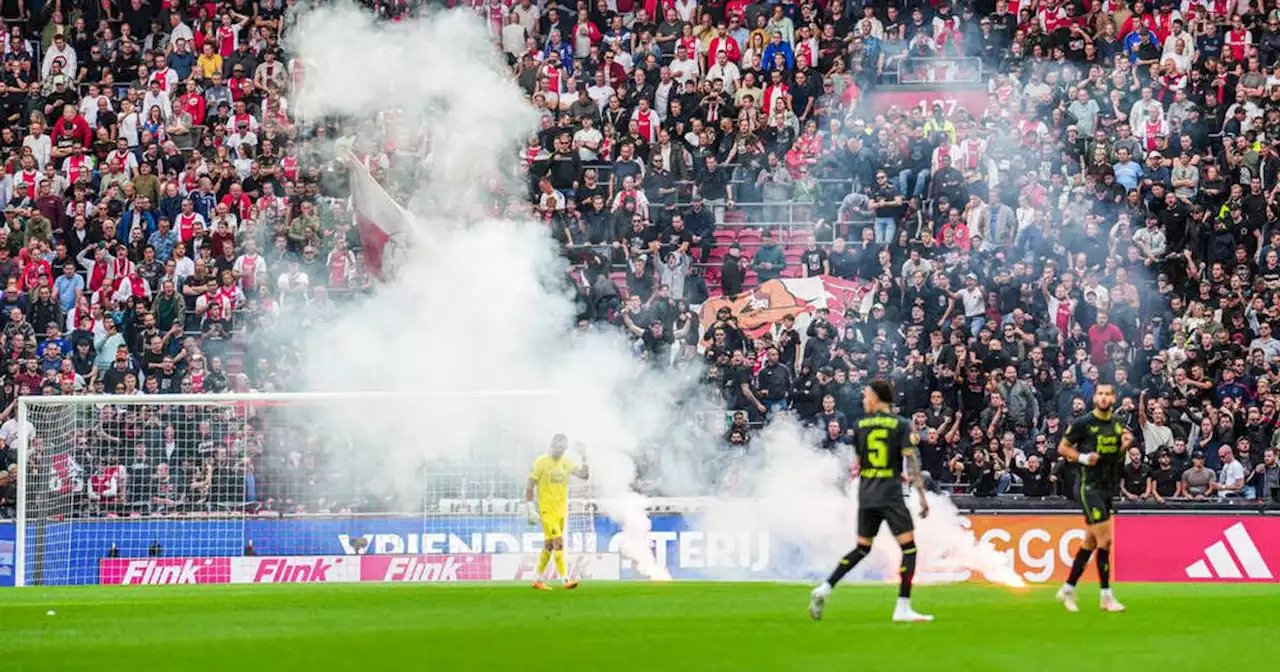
left=1080, top=486, right=1113, bottom=524
left=857, top=500, right=914, bottom=539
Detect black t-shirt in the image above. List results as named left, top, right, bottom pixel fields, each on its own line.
left=854, top=412, right=913, bottom=506
left=625, top=224, right=658, bottom=255
left=1122, top=461, right=1148, bottom=495
left=724, top=365, right=753, bottom=409
left=659, top=227, right=693, bottom=256
left=870, top=182, right=903, bottom=218
left=964, top=460, right=999, bottom=497
left=801, top=248, right=827, bottom=275
left=1017, top=463, right=1054, bottom=497
left=81, top=57, right=107, bottom=84
left=1150, top=465, right=1179, bottom=497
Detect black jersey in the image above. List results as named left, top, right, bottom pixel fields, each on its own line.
left=854, top=412, right=914, bottom=506
left=1063, top=411, right=1125, bottom=493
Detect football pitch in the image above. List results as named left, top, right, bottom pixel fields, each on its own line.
left=4, top=582, right=1275, bottom=671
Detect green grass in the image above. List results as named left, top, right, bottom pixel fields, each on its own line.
left=2, top=582, right=1275, bottom=671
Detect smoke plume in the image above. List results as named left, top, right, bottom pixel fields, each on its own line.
left=286, top=3, right=1020, bottom=586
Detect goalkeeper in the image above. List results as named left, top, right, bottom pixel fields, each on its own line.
left=524, top=433, right=590, bottom=590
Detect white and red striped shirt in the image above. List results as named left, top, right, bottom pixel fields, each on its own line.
left=279, top=155, right=299, bottom=181
left=13, top=169, right=38, bottom=191
left=1226, top=28, right=1251, bottom=62
left=958, top=138, right=985, bottom=171
left=632, top=108, right=660, bottom=143
left=176, top=212, right=205, bottom=242
left=62, top=154, right=92, bottom=177
left=762, top=82, right=789, bottom=116
left=234, top=253, right=265, bottom=291
left=217, top=25, right=239, bottom=57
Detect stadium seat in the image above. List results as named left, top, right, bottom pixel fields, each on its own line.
left=712, top=229, right=737, bottom=245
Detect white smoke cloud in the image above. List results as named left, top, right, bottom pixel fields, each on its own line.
left=286, top=3, right=1020, bottom=586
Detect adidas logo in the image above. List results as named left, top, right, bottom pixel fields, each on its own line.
left=1184, top=522, right=1275, bottom=580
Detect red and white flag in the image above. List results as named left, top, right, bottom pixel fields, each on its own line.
left=347, top=151, right=414, bottom=279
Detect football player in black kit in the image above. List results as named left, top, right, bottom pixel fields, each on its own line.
left=1055, top=383, right=1129, bottom=613
left=809, top=380, right=933, bottom=623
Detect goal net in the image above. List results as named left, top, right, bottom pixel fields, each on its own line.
left=15, top=392, right=604, bottom=587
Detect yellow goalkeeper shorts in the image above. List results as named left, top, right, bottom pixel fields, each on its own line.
left=540, top=512, right=566, bottom=539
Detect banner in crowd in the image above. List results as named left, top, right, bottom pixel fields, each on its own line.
left=347, top=149, right=415, bottom=279
left=1115, top=517, right=1280, bottom=583
left=698, top=276, right=877, bottom=345
left=868, top=87, right=989, bottom=118
left=99, top=554, right=623, bottom=585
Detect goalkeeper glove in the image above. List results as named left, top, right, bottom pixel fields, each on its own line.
left=1077, top=453, right=1098, bottom=466
left=524, top=502, right=539, bottom=525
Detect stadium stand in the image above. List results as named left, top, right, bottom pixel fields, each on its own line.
left=0, top=0, right=1278, bottom=524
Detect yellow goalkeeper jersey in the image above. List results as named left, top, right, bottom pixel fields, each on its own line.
left=530, top=454, right=577, bottom=513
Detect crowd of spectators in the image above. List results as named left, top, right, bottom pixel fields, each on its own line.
left=0, top=0, right=380, bottom=518
left=4, top=0, right=1280, bottom=521
left=531, top=0, right=1280, bottom=504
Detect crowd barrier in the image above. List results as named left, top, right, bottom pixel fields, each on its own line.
left=1, top=509, right=1276, bottom=587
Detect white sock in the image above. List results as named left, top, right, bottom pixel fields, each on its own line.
left=814, top=582, right=832, bottom=596
left=1101, top=588, right=1113, bottom=599
left=896, top=597, right=911, bottom=610
left=1062, top=583, right=1076, bottom=593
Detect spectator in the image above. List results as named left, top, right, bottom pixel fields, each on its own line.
left=1121, top=447, right=1149, bottom=501
left=752, top=229, right=784, bottom=282
left=1211, top=446, right=1246, bottom=498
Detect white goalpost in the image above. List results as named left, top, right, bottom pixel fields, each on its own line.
left=15, top=392, right=611, bottom=587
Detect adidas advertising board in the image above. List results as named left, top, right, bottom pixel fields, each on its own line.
left=1115, top=517, right=1280, bottom=583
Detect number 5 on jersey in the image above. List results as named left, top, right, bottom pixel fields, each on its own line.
left=867, top=428, right=890, bottom=467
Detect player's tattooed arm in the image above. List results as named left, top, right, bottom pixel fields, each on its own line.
left=905, top=431, right=929, bottom=518
left=904, top=448, right=925, bottom=490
